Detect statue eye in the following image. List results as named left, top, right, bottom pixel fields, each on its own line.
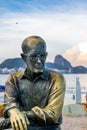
left=41, top=53, right=47, bottom=58
left=31, top=54, right=37, bottom=57
left=40, top=54, right=46, bottom=58
left=41, top=54, right=44, bottom=57
left=29, top=53, right=47, bottom=61
left=30, top=54, right=37, bottom=60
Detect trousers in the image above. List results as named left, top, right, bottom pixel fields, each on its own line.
left=27, top=125, right=61, bottom=130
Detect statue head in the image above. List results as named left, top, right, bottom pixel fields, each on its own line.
left=21, top=36, right=47, bottom=73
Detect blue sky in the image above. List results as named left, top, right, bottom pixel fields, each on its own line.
left=0, top=0, right=87, bottom=67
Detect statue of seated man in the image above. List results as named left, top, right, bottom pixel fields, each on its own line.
left=0, top=36, right=66, bottom=130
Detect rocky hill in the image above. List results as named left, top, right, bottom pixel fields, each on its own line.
left=0, top=55, right=87, bottom=73
left=54, top=55, right=72, bottom=70
left=0, top=58, right=26, bottom=70
left=72, top=66, right=87, bottom=73
left=46, top=55, right=72, bottom=71
left=46, top=55, right=87, bottom=73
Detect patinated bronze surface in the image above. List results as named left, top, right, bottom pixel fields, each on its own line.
left=0, top=36, right=66, bottom=130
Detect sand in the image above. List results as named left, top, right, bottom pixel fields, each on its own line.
left=61, top=116, right=87, bottom=130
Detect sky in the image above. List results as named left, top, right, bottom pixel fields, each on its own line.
left=0, top=0, right=87, bottom=67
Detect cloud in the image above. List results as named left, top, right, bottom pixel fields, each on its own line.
left=76, top=53, right=87, bottom=66
left=63, top=43, right=87, bottom=67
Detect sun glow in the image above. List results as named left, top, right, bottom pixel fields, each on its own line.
left=79, top=42, right=87, bottom=53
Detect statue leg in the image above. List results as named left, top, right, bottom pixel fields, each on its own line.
left=27, top=125, right=61, bottom=130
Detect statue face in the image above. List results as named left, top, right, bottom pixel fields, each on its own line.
left=25, top=44, right=47, bottom=73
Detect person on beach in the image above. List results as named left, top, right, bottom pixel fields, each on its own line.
left=0, top=36, right=66, bottom=130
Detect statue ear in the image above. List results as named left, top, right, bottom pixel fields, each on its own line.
left=21, top=53, right=26, bottom=62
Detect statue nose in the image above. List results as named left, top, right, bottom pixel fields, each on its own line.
left=36, top=57, right=41, bottom=63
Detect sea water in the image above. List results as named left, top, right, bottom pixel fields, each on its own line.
left=63, top=74, right=87, bottom=104
left=0, top=74, right=9, bottom=104
left=0, top=74, right=87, bottom=105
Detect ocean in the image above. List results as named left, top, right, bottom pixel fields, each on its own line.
left=63, top=74, right=87, bottom=103
left=0, top=74, right=87, bottom=105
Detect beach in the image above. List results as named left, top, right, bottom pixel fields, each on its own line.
left=61, top=115, right=87, bottom=130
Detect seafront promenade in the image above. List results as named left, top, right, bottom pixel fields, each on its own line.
left=61, top=115, right=87, bottom=130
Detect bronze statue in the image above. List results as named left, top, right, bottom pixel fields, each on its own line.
left=0, top=36, right=66, bottom=130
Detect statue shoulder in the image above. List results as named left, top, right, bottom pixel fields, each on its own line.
left=48, top=69, right=64, bottom=79
left=48, top=69, right=65, bottom=84
left=7, top=71, right=24, bottom=80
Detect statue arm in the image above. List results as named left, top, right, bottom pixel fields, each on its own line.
left=3, top=74, right=19, bottom=118
left=3, top=74, right=30, bottom=130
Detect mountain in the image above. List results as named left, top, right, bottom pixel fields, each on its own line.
left=46, top=55, right=87, bottom=73
left=45, top=62, right=57, bottom=69
left=0, top=58, right=26, bottom=70
left=0, top=55, right=87, bottom=73
left=54, top=55, right=72, bottom=70
left=46, top=55, right=72, bottom=70
left=71, top=66, right=87, bottom=73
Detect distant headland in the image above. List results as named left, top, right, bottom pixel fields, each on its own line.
left=0, top=55, right=87, bottom=74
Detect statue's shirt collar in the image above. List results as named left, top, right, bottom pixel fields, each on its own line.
left=20, top=69, right=49, bottom=81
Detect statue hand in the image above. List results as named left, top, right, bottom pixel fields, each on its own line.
left=8, top=108, right=30, bottom=130
left=0, top=118, right=11, bottom=130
